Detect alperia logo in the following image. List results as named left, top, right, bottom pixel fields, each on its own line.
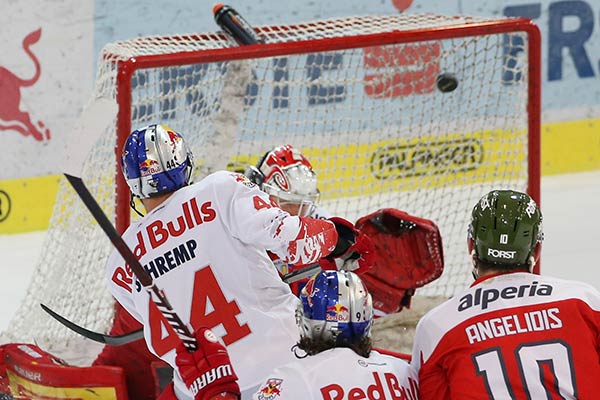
left=370, top=138, right=483, bottom=179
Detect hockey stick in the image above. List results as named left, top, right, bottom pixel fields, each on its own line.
left=199, top=5, right=261, bottom=176
left=63, top=174, right=197, bottom=352
left=213, top=7, right=318, bottom=285
left=281, top=263, right=321, bottom=284
left=40, top=303, right=144, bottom=346
left=213, top=4, right=262, bottom=45
left=40, top=261, right=323, bottom=349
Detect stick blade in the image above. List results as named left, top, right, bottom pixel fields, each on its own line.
left=40, top=303, right=144, bottom=346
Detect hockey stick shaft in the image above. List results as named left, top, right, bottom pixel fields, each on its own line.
left=213, top=7, right=321, bottom=286
left=281, top=263, right=321, bottom=284
left=40, top=303, right=144, bottom=346
left=213, top=4, right=262, bottom=45
left=63, top=173, right=197, bottom=351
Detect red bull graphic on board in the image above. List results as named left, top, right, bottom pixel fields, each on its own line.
left=0, top=28, right=50, bottom=141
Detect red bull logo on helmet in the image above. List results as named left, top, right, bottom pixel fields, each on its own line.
left=139, top=158, right=161, bottom=176
left=302, top=277, right=320, bottom=308
left=164, top=126, right=182, bottom=149
left=326, top=303, right=350, bottom=322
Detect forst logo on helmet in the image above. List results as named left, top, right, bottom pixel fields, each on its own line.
left=487, top=248, right=517, bottom=259
left=0, top=28, right=50, bottom=141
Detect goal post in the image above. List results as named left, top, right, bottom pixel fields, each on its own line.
left=2, top=13, right=541, bottom=362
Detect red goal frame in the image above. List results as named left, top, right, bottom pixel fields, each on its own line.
left=112, top=17, right=541, bottom=268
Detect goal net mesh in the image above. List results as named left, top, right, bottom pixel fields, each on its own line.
left=1, top=13, right=539, bottom=361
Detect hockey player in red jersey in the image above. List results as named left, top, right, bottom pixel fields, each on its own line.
left=102, top=124, right=374, bottom=400
left=411, top=190, right=600, bottom=399
left=253, top=270, right=419, bottom=399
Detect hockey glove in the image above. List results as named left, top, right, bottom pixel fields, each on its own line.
left=175, top=327, right=240, bottom=400
left=320, top=217, right=376, bottom=274
left=355, top=208, right=444, bottom=314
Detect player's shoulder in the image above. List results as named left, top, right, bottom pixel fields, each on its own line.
left=537, top=273, right=600, bottom=303
left=201, top=170, right=258, bottom=187
left=414, top=295, right=457, bottom=331
left=418, top=272, right=600, bottom=328
left=369, top=349, right=413, bottom=367
left=277, top=348, right=363, bottom=374
left=537, top=273, right=598, bottom=290
left=178, top=171, right=261, bottom=200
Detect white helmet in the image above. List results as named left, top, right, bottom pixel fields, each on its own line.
left=245, top=145, right=319, bottom=216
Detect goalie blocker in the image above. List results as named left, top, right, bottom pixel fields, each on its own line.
left=355, top=208, right=444, bottom=314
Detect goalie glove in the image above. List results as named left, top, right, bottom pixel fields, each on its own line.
left=320, top=217, right=376, bottom=274
left=355, top=208, right=444, bottom=314
left=174, top=327, right=240, bottom=400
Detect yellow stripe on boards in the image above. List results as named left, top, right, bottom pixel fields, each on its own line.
left=541, top=117, right=600, bottom=175
left=0, top=118, right=598, bottom=233
left=0, top=175, right=60, bottom=234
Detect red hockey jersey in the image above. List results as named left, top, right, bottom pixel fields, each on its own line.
left=412, top=271, right=600, bottom=400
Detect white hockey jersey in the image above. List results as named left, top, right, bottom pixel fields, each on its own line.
left=105, top=171, right=331, bottom=397
left=253, top=348, right=419, bottom=400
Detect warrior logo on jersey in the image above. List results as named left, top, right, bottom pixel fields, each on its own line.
left=258, top=378, right=283, bottom=400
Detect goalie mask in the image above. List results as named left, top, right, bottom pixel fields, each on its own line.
left=245, top=145, right=319, bottom=217
left=468, top=190, right=543, bottom=270
left=296, top=270, right=373, bottom=347
left=121, top=124, right=194, bottom=199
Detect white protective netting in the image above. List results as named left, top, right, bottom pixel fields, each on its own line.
left=2, top=13, right=538, bottom=363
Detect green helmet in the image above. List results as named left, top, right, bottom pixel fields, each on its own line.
left=468, top=190, right=543, bottom=267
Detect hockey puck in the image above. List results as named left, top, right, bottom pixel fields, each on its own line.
left=436, top=73, right=458, bottom=93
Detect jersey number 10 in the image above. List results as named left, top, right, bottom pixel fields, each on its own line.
left=473, top=340, right=577, bottom=398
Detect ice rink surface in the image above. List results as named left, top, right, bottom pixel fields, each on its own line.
left=0, top=170, right=598, bottom=333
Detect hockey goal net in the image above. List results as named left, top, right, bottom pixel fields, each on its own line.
left=2, top=13, right=540, bottom=361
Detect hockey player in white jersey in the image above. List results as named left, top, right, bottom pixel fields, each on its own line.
left=253, top=270, right=419, bottom=400
left=105, top=124, right=375, bottom=400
